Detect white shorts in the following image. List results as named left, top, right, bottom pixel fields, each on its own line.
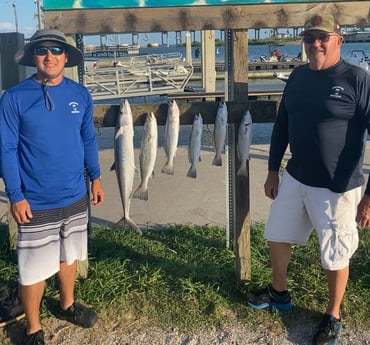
left=17, top=196, right=89, bottom=286
left=264, top=171, right=360, bottom=271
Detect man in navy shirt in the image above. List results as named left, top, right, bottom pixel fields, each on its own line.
left=246, top=13, right=370, bottom=345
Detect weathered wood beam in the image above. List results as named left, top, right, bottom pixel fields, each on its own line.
left=228, top=29, right=251, bottom=282
left=44, top=2, right=370, bottom=34
left=93, top=100, right=277, bottom=127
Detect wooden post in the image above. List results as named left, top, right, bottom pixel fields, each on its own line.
left=201, top=30, right=216, bottom=95
left=227, top=29, right=251, bottom=282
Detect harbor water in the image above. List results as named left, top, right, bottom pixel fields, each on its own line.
left=90, top=42, right=370, bottom=64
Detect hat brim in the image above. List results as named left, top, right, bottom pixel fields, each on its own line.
left=14, top=37, right=83, bottom=67
left=299, top=27, right=333, bottom=36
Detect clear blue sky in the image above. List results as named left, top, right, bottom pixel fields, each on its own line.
left=0, top=1, right=41, bottom=37
left=0, top=1, right=268, bottom=45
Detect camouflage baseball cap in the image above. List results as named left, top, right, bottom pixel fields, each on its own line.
left=299, top=13, right=340, bottom=36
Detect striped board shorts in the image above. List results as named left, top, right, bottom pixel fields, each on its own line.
left=17, top=195, right=89, bottom=286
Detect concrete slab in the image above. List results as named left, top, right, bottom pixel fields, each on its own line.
left=1, top=130, right=370, bottom=231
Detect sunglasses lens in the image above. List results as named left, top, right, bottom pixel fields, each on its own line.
left=50, top=47, right=64, bottom=55
left=303, top=35, right=315, bottom=44
left=34, top=46, right=64, bottom=56
left=318, top=34, right=330, bottom=42
left=34, top=47, right=48, bottom=55
left=303, top=34, right=331, bottom=44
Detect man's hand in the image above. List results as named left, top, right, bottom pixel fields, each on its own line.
left=356, top=194, right=370, bottom=229
left=91, top=178, right=104, bottom=206
left=264, top=171, right=280, bottom=200
left=11, top=199, right=33, bottom=224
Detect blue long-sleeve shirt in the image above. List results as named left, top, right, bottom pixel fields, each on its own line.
left=269, top=59, right=370, bottom=194
left=0, top=76, right=101, bottom=210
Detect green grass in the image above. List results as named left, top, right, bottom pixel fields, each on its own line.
left=0, top=223, right=369, bottom=332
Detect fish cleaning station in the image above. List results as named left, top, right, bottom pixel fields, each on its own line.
left=7, top=1, right=366, bottom=282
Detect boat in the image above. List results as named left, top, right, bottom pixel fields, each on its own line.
left=84, top=52, right=193, bottom=100
left=147, top=42, right=159, bottom=48
left=258, top=44, right=302, bottom=63
left=342, top=30, right=370, bottom=43
left=347, top=49, right=370, bottom=72
left=273, top=72, right=290, bottom=82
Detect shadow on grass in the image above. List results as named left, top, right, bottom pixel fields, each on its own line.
left=88, top=224, right=242, bottom=301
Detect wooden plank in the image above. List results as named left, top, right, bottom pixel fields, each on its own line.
left=93, top=100, right=277, bottom=127
left=235, top=163, right=252, bottom=282
left=44, top=2, right=370, bottom=34
left=231, top=30, right=249, bottom=101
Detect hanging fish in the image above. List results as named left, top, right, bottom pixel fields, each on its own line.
left=132, top=112, right=158, bottom=201
left=236, top=109, right=253, bottom=177
left=162, top=99, right=180, bottom=175
left=187, top=113, right=203, bottom=178
left=212, top=100, right=228, bottom=166
left=110, top=99, right=141, bottom=235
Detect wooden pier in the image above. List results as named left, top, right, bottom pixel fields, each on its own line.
left=84, top=44, right=140, bottom=57
left=192, top=60, right=304, bottom=73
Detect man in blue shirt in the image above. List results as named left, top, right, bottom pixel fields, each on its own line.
left=0, top=28, right=105, bottom=345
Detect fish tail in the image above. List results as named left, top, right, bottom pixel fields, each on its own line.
left=132, top=185, right=149, bottom=201
left=112, top=217, right=142, bottom=235
left=212, top=154, right=222, bottom=166
left=126, top=217, right=142, bottom=235
left=186, top=165, right=197, bottom=178
left=237, top=164, right=248, bottom=177
left=112, top=217, right=126, bottom=231
left=161, top=162, right=174, bottom=175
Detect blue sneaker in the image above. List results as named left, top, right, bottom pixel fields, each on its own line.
left=246, top=284, right=292, bottom=311
left=313, top=314, right=342, bottom=345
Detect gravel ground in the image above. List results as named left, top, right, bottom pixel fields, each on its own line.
left=1, top=314, right=370, bottom=345
left=49, top=323, right=370, bottom=345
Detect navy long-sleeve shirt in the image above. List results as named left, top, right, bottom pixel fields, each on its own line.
left=269, top=59, right=370, bottom=194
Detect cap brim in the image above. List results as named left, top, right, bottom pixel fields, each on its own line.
left=299, top=27, right=334, bottom=36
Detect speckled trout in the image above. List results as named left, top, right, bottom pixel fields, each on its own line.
left=161, top=99, right=180, bottom=175
left=132, top=112, right=158, bottom=201
left=237, top=109, right=253, bottom=176
left=187, top=113, right=203, bottom=178
left=212, top=100, right=228, bottom=166
left=110, top=99, right=141, bottom=235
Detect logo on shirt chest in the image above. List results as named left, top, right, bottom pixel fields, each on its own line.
left=69, top=101, right=80, bottom=114
left=330, top=86, right=344, bottom=99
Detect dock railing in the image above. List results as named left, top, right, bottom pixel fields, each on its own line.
left=84, top=53, right=193, bottom=100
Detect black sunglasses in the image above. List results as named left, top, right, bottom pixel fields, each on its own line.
left=34, top=46, right=65, bottom=56
left=302, top=33, right=338, bottom=44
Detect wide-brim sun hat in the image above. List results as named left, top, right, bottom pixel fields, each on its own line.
left=15, top=28, right=83, bottom=67
left=299, top=13, right=341, bottom=36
